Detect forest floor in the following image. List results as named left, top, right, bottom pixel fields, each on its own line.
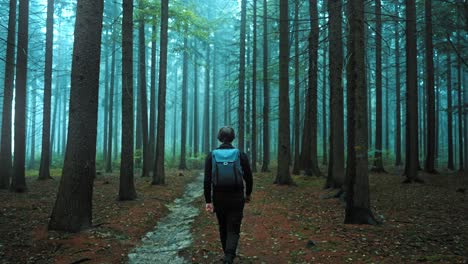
left=181, top=167, right=468, bottom=264
left=0, top=167, right=467, bottom=264
left=0, top=168, right=195, bottom=264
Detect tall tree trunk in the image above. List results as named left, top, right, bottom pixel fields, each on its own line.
left=371, top=0, right=386, bottom=173
left=203, top=43, right=211, bottom=154
left=403, top=0, right=422, bottom=183
left=11, top=0, right=29, bottom=192
left=322, top=43, right=328, bottom=166
left=119, top=0, right=137, bottom=200
left=456, top=34, right=464, bottom=171
left=39, top=0, right=54, bottom=180
left=193, top=53, right=199, bottom=156
left=61, top=89, right=67, bottom=155
left=106, top=24, right=116, bottom=173
left=138, top=1, right=149, bottom=177
left=447, top=53, right=454, bottom=170
left=48, top=0, right=104, bottom=231
left=345, top=0, right=376, bottom=224
left=251, top=0, right=258, bottom=172
left=394, top=5, right=402, bottom=166
left=178, top=24, right=188, bottom=170
left=0, top=0, right=17, bottom=188
left=275, top=0, right=294, bottom=185
left=300, top=0, right=321, bottom=177
left=28, top=90, right=37, bottom=169
left=292, top=0, right=301, bottom=175
left=211, top=45, right=217, bottom=150
left=172, top=68, right=178, bottom=162
left=152, top=0, right=169, bottom=185
left=103, top=31, right=109, bottom=167
left=261, top=0, right=270, bottom=172
left=424, top=0, right=436, bottom=173
left=326, top=0, right=345, bottom=189
left=463, top=68, right=468, bottom=170
left=238, top=0, right=247, bottom=151
left=148, top=19, right=157, bottom=175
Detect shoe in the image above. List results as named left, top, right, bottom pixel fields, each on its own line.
left=223, top=255, right=234, bottom=264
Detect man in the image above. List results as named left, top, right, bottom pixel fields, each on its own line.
left=204, top=126, right=253, bottom=264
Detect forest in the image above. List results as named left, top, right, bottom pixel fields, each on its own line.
left=0, top=0, right=467, bottom=263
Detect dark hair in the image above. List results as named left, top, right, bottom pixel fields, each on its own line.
left=217, top=126, right=235, bottom=143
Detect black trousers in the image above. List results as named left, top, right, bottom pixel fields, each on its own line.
left=213, top=191, right=245, bottom=259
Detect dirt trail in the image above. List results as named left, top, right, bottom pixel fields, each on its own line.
left=128, top=173, right=204, bottom=264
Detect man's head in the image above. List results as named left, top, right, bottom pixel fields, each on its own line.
left=217, top=126, right=235, bottom=143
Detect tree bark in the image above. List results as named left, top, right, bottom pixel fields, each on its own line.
left=251, top=0, right=258, bottom=172
left=0, top=0, right=17, bottom=188
left=456, top=34, right=464, bottom=171
left=275, top=0, right=294, bottom=185
left=178, top=24, right=188, bottom=170
left=119, top=0, right=137, bottom=200
left=238, top=0, right=247, bottom=152
left=153, top=0, right=169, bottom=185
left=424, top=0, right=436, bottom=173
left=371, top=0, right=386, bottom=173
left=261, top=0, right=270, bottom=172
left=447, top=52, right=454, bottom=170
left=292, top=0, right=301, bottom=175
left=403, top=0, right=422, bottom=183
left=394, top=4, right=402, bottom=166
left=325, top=0, right=345, bottom=189
left=106, top=20, right=116, bottom=173
left=48, top=0, right=104, bottom=231
left=193, top=52, right=199, bottom=156
left=148, top=19, right=157, bottom=175
left=300, top=0, right=321, bottom=177
left=203, top=43, right=211, bottom=154
left=28, top=89, right=37, bottom=169
left=11, top=0, right=29, bottom=192
left=138, top=0, right=149, bottom=177
left=39, top=0, right=54, bottom=180
left=345, top=0, right=376, bottom=224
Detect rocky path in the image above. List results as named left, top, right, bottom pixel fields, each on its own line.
left=128, top=173, right=204, bottom=264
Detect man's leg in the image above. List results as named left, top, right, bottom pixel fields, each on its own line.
left=224, top=208, right=244, bottom=261
left=215, top=210, right=227, bottom=253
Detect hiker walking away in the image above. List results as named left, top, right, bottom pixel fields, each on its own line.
left=204, top=126, right=253, bottom=264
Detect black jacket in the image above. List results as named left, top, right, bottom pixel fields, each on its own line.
left=204, top=143, right=253, bottom=203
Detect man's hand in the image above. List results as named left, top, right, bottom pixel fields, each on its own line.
left=245, top=195, right=251, bottom=203
left=205, top=203, right=214, bottom=213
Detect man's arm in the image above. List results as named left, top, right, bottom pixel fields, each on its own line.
left=240, top=152, right=253, bottom=198
left=204, top=152, right=213, bottom=203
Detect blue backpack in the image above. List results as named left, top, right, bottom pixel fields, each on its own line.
left=211, top=148, right=244, bottom=189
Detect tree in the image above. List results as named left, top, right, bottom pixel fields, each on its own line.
left=251, top=0, right=258, bottom=173
left=119, top=0, right=137, bottom=200
left=38, top=0, right=54, bottom=180
left=456, top=34, right=464, bottom=171
left=193, top=52, right=199, bottom=156
left=11, top=0, right=29, bottom=192
left=344, top=0, right=376, bottom=225
left=153, top=0, right=169, bottom=185
left=447, top=52, right=454, bottom=170
left=292, top=0, right=301, bottom=175
left=325, top=0, right=345, bottom=189
left=403, top=0, right=422, bottom=183
left=48, top=0, right=104, bottom=231
left=371, top=0, right=386, bottom=173
left=138, top=0, right=149, bottom=177
left=203, top=43, right=211, bottom=154
left=424, top=0, right=437, bottom=173
left=0, top=0, right=16, bottom=188
left=238, top=0, right=247, bottom=152
left=261, top=0, right=269, bottom=172
left=300, top=0, right=321, bottom=177
left=274, top=0, right=294, bottom=185
left=394, top=4, right=402, bottom=166
left=179, top=24, right=188, bottom=170
left=106, top=13, right=116, bottom=173
left=148, top=18, right=158, bottom=175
